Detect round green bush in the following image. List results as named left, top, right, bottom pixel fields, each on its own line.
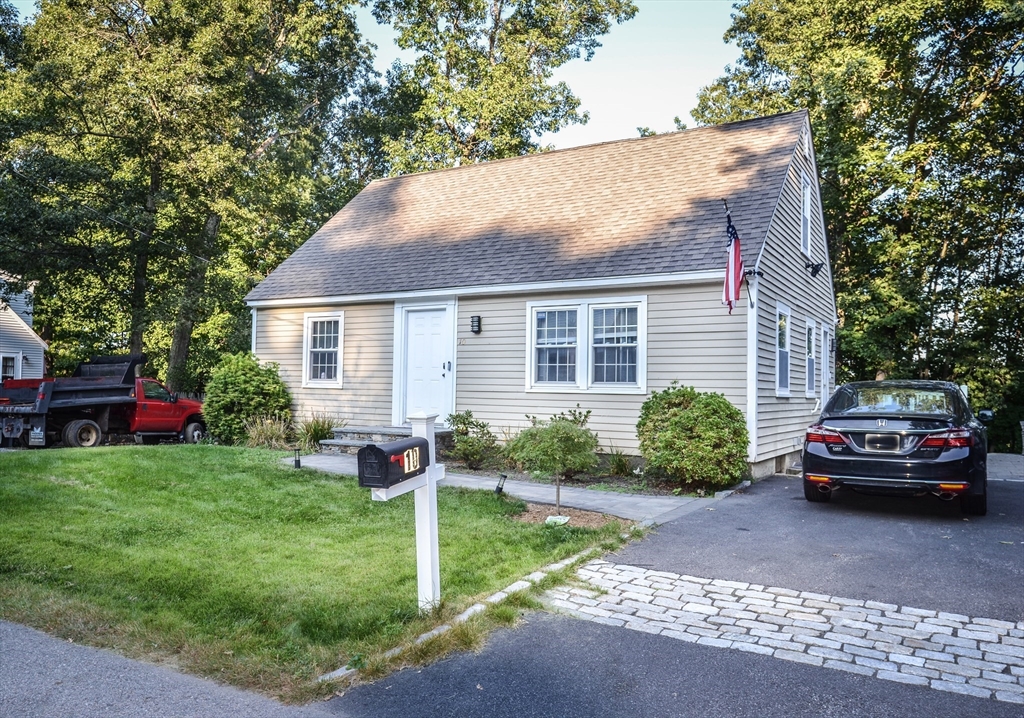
left=505, top=418, right=599, bottom=479
left=637, top=385, right=748, bottom=487
left=203, top=353, right=292, bottom=445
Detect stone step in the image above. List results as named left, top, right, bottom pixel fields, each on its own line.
left=785, top=461, right=803, bottom=476
left=322, top=425, right=454, bottom=455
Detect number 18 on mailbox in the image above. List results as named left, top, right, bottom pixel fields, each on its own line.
left=357, top=437, right=431, bottom=489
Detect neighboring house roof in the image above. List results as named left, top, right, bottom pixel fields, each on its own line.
left=246, top=111, right=808, bottom=303
left=0, top=301, right=48, bottom=350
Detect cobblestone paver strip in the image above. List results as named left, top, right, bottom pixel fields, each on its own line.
left=544, top=560, right=1024, bottom=704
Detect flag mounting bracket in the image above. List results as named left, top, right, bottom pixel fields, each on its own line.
left=744, top=270, right=763, bottom=278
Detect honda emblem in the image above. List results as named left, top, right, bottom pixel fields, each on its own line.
left=876, top=419, right=887, bottom=427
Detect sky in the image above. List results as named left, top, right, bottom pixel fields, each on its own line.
left=10, top=0, right=741, bottom=149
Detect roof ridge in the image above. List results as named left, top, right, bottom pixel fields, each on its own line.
left=367, top=110, right=808, bottom=186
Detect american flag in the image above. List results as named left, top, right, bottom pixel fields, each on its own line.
left=722, top=210, right=744, bottom=314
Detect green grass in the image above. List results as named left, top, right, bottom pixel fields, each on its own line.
left=0, top=445, right=622, bottom=701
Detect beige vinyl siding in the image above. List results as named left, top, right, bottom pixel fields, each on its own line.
left=254, top=303, right=394, bottom=424
left=456, top=283, right=747, bottom=454
left=0, top=304, right=45, bottom=380
left=755, top=126, right=838, bottom=460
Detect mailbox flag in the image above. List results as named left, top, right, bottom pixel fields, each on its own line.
left=722, top=210, right=744, bottom=314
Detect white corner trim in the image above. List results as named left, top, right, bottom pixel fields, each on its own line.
left=246, top=270, right=720, bottom=308
left=301, top=310, right=345, bottom=389
left=250, top=308, right=257, bottom=355
left=745, top=277, right=759, bottom=462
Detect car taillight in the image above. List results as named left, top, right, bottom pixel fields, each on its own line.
left=806, top=425, right=845, bottom=444
left=920, top=429, right=973, bottom=449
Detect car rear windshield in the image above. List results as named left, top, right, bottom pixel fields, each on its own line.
left=830, top=387, right=957, bottom=415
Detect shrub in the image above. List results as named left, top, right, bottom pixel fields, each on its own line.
left=203, top=353, right=292, bottom=445
left=505, top=418, right=599, bottom=480
left=243, top=415, right=292, bottom=450
left=445, top=410, right=497, bottom=469
left=605, top=447, right=633, bottom=477
left=296, top=412, right=342, bottom=452
left=637, top=384, right=748, bottom=487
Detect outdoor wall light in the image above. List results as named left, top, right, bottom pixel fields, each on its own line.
left=294, top=448, right=301, bottom=469
left=495, top=473, right=507, bottom=495
left=470, top=315, right=482, bottom=334
left=805, top=262, right=825, bottom=278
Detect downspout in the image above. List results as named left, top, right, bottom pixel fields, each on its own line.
left=250, top=308, right=257, bottom=355
left=745, top=277, right=759, bottom=462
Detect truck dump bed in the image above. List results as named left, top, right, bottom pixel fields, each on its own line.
left=0, top=355, right=144, bottom=410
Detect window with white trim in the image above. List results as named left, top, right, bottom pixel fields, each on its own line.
left=776, top=304, right=791, bottom=395
left=801, top=173, right=812, bottom=256
left=1, top=355, right=16, bottom=382
left=528, top=297, right=646, bottom=393
left=303, top=312, right=344, bottom=387
left=805, top=319, right=816, bottom=396
left=534, top=309, right=577, bottom=384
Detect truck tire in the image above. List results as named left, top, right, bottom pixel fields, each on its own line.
left=183, top=422, right=205, bottom=444
left=65, top=419, right=103, bottom=448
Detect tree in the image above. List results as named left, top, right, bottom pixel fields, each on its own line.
left=0, top=0, right=373, bottom=388
left=691, top=0, right=1024, bottom=450
left=371, top=0, right=638, bottom=172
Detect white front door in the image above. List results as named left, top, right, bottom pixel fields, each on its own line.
left=404, top=308, right=452, bottom=422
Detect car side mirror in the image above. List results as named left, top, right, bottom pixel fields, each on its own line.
left=171, top=392, right=179, bottom=403
left=976, top=409, right=993, bottom=424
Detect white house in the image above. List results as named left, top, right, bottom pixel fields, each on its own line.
left=0, top=277, right=47, bottom=382
left=246, top=111, right=837, bottom=477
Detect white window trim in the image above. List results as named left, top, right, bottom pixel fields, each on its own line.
left=776, top=303, right=791, bottom=397
left=301, top=311, right=344, bottom=388
left=525, top=296, right=647, bottom=395
left=821, top=325, right=833, bottom=405
left=805, top=318, right=817, bottom=398
left=801, top=172, right=812, bottom=257
left=0, top=351, right=22, bottom=381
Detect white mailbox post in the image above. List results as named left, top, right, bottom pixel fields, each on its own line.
left=366, top=412, right=443, bottom=611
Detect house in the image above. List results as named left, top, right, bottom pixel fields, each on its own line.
left=246, top=111, right=837, bottom=477
left=0, top=277, right=47, bottom=382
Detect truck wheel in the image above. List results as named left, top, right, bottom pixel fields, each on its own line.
left=183, top=422, right=205, bottom=444
left=65, top=419, right=103, bottom=448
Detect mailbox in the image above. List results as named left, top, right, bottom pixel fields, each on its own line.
left=358, top=437, right=431, bottom=489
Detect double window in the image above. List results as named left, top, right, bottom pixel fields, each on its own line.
left=302, top=311, right=344, bottom=387
left=528, top=297, right=646, bottom=393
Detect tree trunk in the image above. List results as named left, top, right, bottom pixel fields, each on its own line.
left=129, top=160, right=161, bottom=358
left=165, top=212, right=220, bottom=392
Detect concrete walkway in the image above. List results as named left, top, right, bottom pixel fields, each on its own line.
left=294, top=453, right=719, bottom=525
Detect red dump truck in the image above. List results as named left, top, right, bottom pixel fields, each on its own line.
left=0, top=355, right=204, bottom=448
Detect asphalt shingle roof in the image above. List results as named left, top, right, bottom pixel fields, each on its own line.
left=246, top=111, right=806, bottom=302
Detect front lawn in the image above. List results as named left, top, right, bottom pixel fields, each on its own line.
left=0, top=445, right=622, bottom=701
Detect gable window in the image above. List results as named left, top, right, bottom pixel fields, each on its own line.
left=527, top=297, right=646, bottom=393
left=776, top=304, right=791, bottom=396
left=801, top=173, right=812, bottom=256
left=535, top=309, right=577, bottom=383
left=805, top=320, right=816, bottom=397
left=303, top=311, right=344, bottom=387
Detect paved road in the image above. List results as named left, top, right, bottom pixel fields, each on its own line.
left=329, top=462, right=1023, bottom=717
left=0, top=622, right=333, bottom=718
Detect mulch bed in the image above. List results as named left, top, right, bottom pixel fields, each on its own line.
left=511, top=502, right=621, bottom=529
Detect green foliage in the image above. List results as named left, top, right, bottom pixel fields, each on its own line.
left=637, top=385, right=748, bottom=487
left=690, top=0, right=1024, bottom=450
left=242, top=415, right=292, bottom=450
left=296, top=412, right=342, bottom=453
left=445, top=410, right=497, bottom=469
left=371, top=0, right=638, bottom=172
left=605, top=448, right=633, bottom=477
left=550, top=403, right=592, bottom=427
left=505, top=418, right=599, bottom=480
left=203, top=354, right=292, bottom=445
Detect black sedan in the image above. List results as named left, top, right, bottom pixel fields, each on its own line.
left=802, top=381, right=992, bottom=515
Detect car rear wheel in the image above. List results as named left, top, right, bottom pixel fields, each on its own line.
left=64, top=419, right=103, bottom=448
left=804, top=480, right=831, bottom=502
left=960, top=482, right=987, bottom=516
